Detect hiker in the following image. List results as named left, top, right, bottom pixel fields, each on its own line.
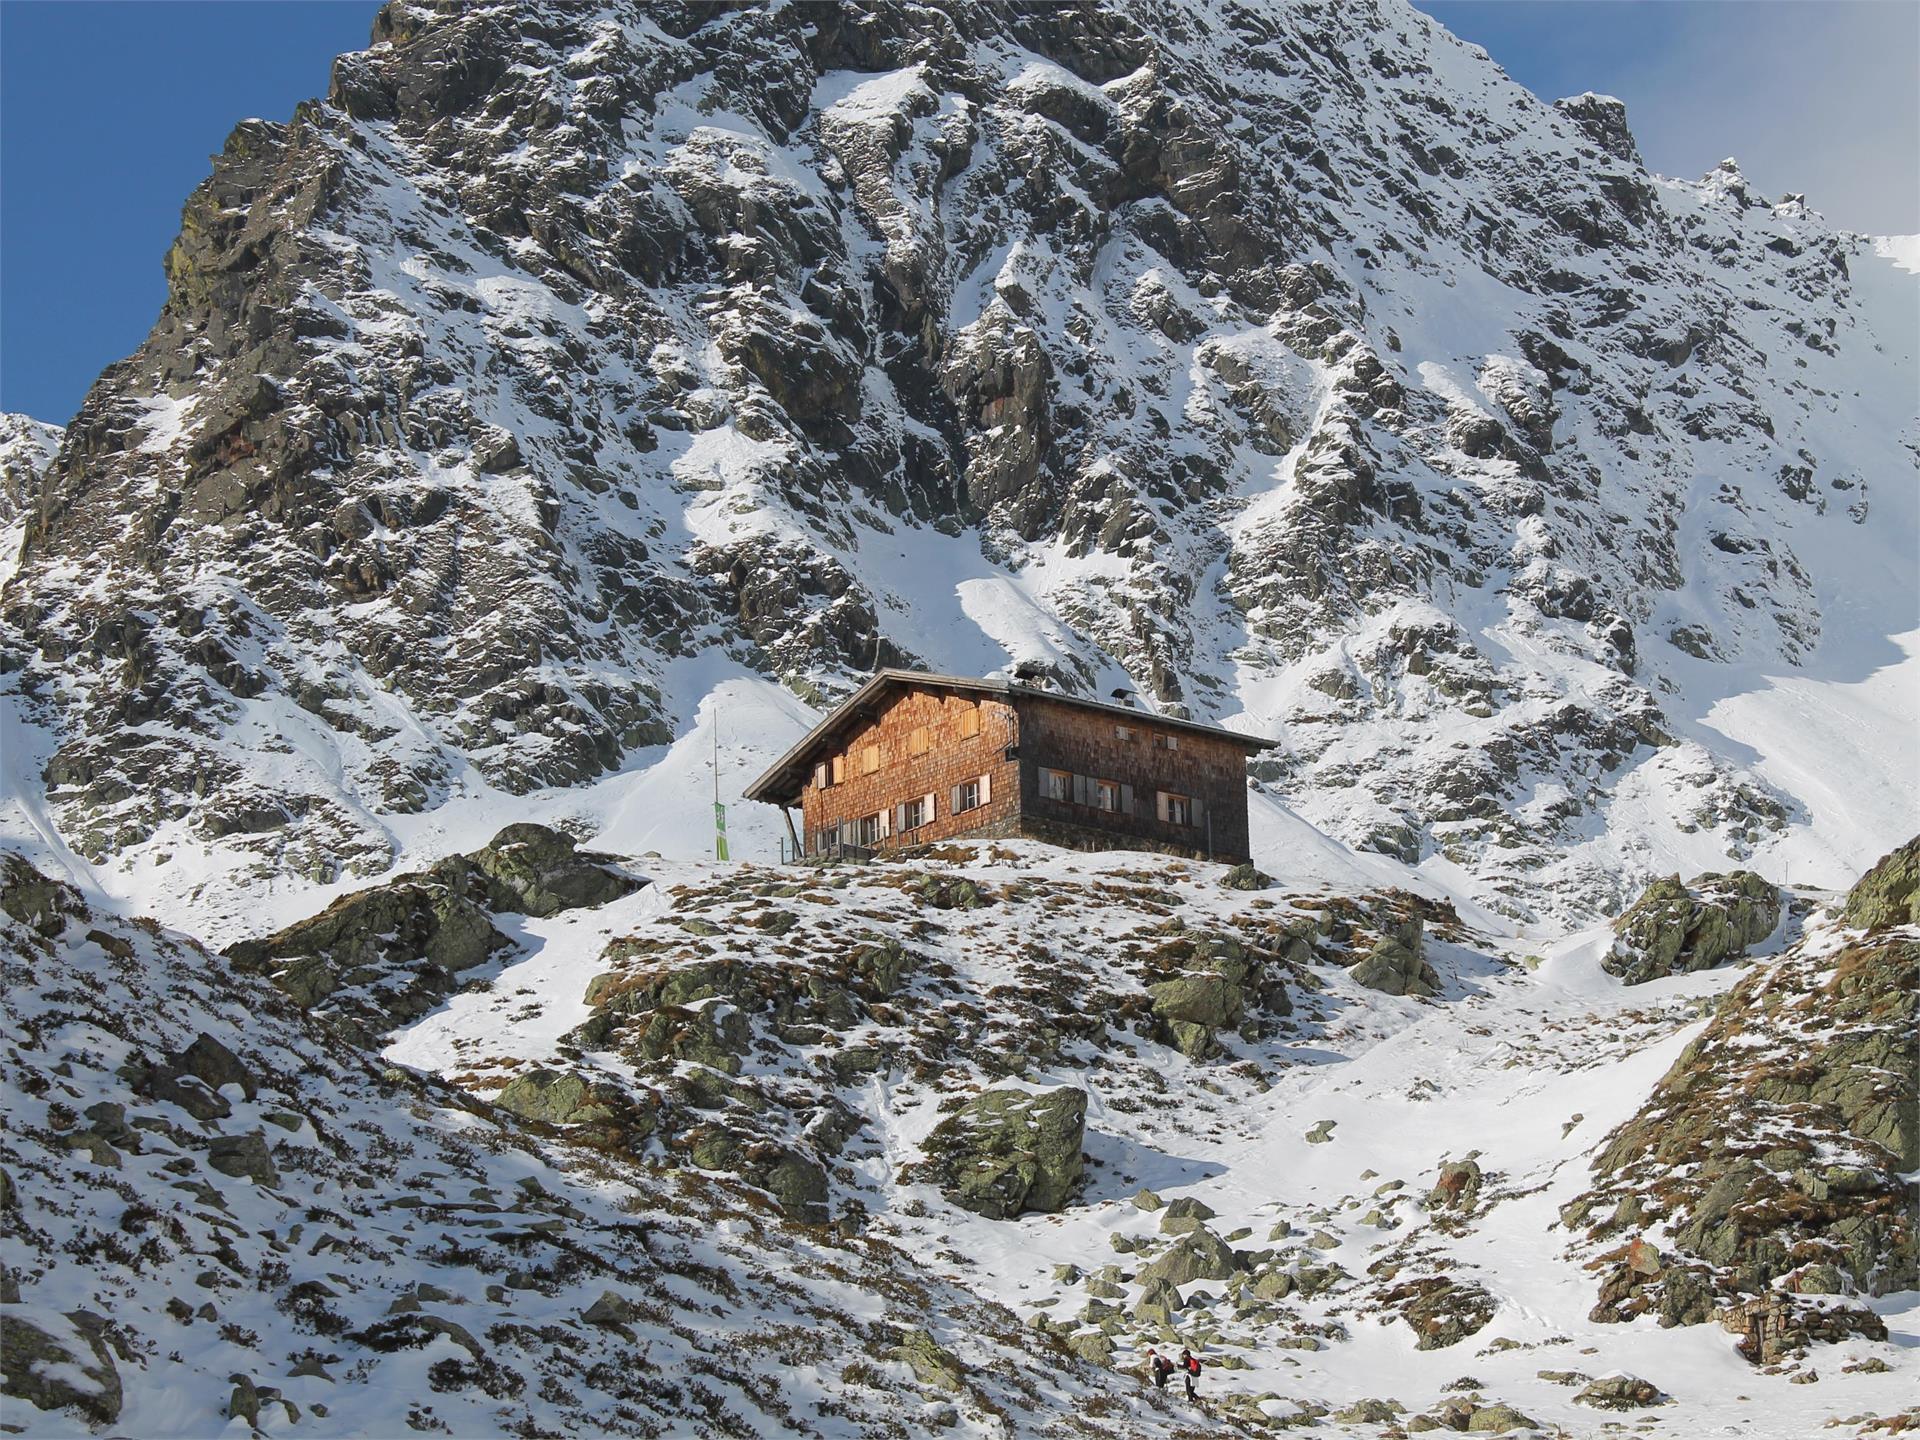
left=1145, top=1347, right=1174, bottom=1391
left=1180, top=1347, right=1200, bottom=1401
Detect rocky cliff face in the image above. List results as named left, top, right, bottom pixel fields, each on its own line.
left=0, top=415, right=61, bottom=590
left=0, top=0, right=1913, bottom=922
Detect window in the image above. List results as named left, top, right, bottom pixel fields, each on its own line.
left=1157, top=790, right=1193, bottom=826
left=957, top=705, right=981, bottom=739
left=858, top=813, right=882, bottom=846
left=812, top=761, right=829, bottom=789
left=1094, top=780, right=1121, bottom=812
left=831, top=754, right=847, bottom=785
left=951, top=772, right=992, bottom=814
left=1041, top=768, right=1072, bottom=802
left=901, top=795, right=929, bottom=830
left=909, top=725, right=930, bottom=756
left=1115, top=724, right=1136, bottom=741
left=1155, top=732, right=1180, bottom=752
left=861, top=744, right=881, bottom=775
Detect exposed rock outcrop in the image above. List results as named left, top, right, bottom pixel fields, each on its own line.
left=1843, top=834, right=1920, bottom=932
left=224, top=824, right=639, bottom=1039
left=913, top=1085, right=1087, bottom=1220
left=1571, top=844, right=1916, bottom=1356
left=1603, top=870, right=1781, bottom=984
left=0, top=1311, right=123, bottom=1426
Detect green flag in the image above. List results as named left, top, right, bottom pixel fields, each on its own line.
left=714, top=801, right=729, bottom=862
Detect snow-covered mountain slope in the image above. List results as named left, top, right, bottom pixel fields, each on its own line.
left=356, top=838, right=1920, bottom=1436
left=2, top=847, right=1281, bottom=1440
left=0, top=0, right=1912, bottom=932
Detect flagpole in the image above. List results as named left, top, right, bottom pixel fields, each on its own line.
left=712, top=706, right=730, bottom=862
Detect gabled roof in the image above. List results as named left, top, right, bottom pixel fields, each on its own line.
left=743, top=668, right=1278, bottom=806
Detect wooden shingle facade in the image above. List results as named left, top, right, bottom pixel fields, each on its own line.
left=744, top=670, right=1278, bottom=863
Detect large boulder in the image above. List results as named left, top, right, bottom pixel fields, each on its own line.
left=1574, top=1374, right=1665, bottom=1410
left=1136, top=1227, right=1245, bottom=1285
left=468, top=823, right=641, bottom=917
left=1350, top=934, right=1439, bottom=997
left=225, top=875, right=509, bottom=1035
left=225, top=824, right=642, bottom=1039
left=1382, top=1276, right=1496, bottom=1350
left=1148, top=973, right=1243, bottom=1030
left=494, top=1068, right=625, bottom=1126
left=1843, top=835, right=1920, bottom=932
left=687, top=1126, right=829, bottom=1223
left=912, top=1085, right=1086, bottom=1219
left=0, top=1311, right=122, bottom=1425
left=1604, top=870, right=1781, bottom=984
left=206, top=1132, right=280, bottom=1187
left=624, top=1002, right=751, bottom=1074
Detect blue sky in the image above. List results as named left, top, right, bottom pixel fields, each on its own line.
left=1, top=2, right=381, bottom=424
left=2, top=0, right=1914, bottom=426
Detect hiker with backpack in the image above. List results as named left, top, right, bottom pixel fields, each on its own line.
left=1145, top=1347, right=1174, bottom=1391
left=1180, top=1346, right=1200, bottom=1401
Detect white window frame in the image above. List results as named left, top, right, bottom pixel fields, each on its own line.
left=1041, top=767, right=1072, bottom=802
left=1094, top=779, right=1121, bottom=812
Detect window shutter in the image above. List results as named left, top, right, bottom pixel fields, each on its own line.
left=812, top=761, right=828, bottom=789
left=894, top=803, right=907, bottom=833
left=1156, top=790, right=1171, bottom=823
left=922, top=791, right=937, bottom=821
left=879, top=808, right=892, bottom=838
left=1192, top=794, right=1206, bottom=827
left=1120, top=783, right=1135, bottom=816
left=1073, top=772, right=1089, bottom=806
left=951, top=784, right=963, bottom=814
left=978, top=772, right=991, bottom=805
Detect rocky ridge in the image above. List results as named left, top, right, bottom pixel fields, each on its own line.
left=0, top=0, right=1912, bottom=929
left=1567, top=837, right=1918, bottom=1368
left=224, top=820, right=640, bottom=1042
left=373, top=837, right=1917, bottom=1432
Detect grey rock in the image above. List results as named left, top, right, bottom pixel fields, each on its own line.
left=1136, top=1228, right=1244, bottom=1286
left=206, top=1132, right=279, bottom=1187
left=0, top=1311, right=122, bottom=1425
left=582, top=1290, right=641, bottom=1327
left=1605, top=870, right=1781, bottom=984
left=1574, top=1374, right=1665, bottom=1410
left=914, top=1085, right=1086, bottom=1220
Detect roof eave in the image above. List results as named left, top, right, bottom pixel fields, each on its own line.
left=741, top=669, right=1280, bottom=803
